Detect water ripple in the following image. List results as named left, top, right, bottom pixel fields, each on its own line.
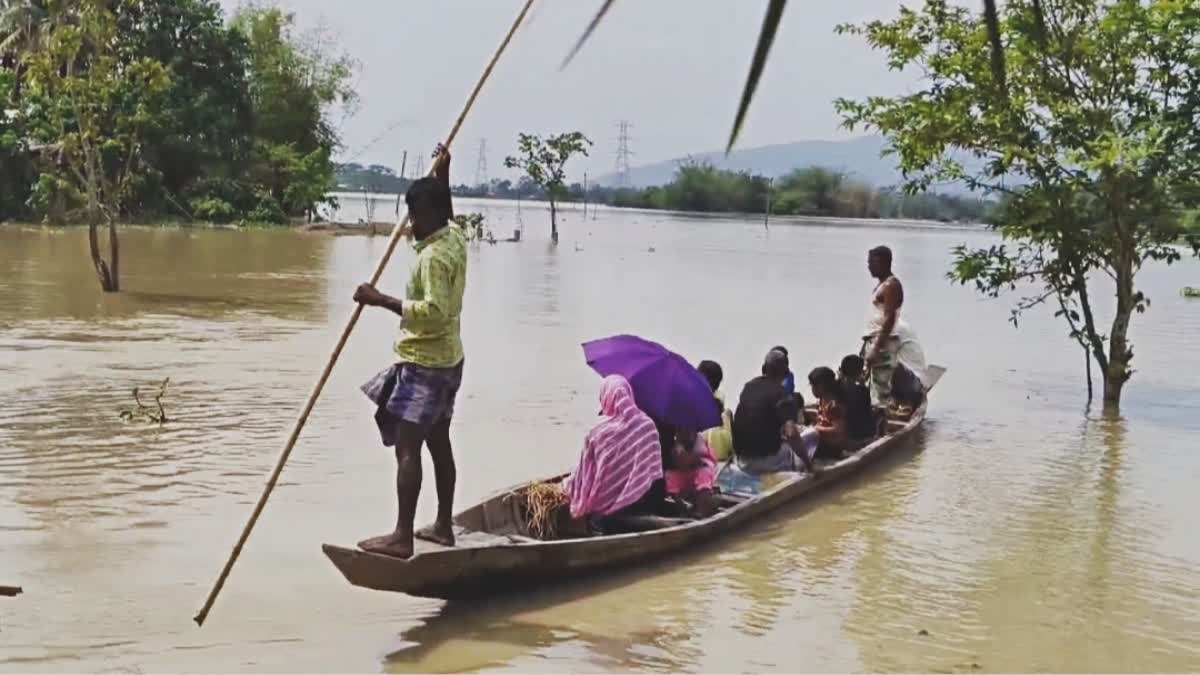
left=2, top=218, right=1198, bottom=673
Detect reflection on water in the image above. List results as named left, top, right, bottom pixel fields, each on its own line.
left=2, top=205, right=1199, bottom=672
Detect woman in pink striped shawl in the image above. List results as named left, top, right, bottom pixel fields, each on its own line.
left=565, top=375, right=664, bottom=519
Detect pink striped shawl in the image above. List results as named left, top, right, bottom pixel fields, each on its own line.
left=566, top=375, right=664, bottom=519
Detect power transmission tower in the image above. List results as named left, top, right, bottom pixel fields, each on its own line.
left=474, top=138, right=489, bottom=190
left=614, top=121, right=634, bottom=188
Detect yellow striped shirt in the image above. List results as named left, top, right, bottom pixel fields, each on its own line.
left=394, top=225, right=467, bottom=368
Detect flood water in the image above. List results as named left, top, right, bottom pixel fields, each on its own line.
left=3, top=199, right=1199, bottom=673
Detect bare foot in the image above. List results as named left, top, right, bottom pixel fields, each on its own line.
left=357, top=534, right=389, bottom=550
left=415, top=521, right=455, bottom=547
left=357, top=532, right=414, bottom=559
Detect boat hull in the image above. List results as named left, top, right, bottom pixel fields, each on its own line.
left=324, top=366, right=945, bottom=599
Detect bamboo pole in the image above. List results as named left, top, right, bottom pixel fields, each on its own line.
left=192, top=0, right=537, bottom=627
left=395, top=150, right=408, bottom=219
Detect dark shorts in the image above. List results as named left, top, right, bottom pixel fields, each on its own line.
left=361, top=360, right=464, bottom=445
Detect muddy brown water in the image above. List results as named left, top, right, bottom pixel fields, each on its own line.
left=2, top=200, right=1199, bottom=672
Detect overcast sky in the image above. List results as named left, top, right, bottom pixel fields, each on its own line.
left=216, top=0, right=919, bottom=183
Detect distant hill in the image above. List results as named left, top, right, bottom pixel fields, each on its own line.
left=597, top=135, right=980, bottom=194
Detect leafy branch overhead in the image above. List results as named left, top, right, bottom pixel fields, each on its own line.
left=835, top=0, right=1200, bottom=407
left=560, top=0, right=1007, bottom=154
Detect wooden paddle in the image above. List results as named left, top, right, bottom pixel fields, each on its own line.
left=192, top=0, right=538, bottom=627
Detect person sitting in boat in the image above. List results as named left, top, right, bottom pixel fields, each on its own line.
left=772, top=345, right=797, bottom=399
left=655, top=422, right=719, bottom=517
left=802, top=367, right=850, bottom=458
left=838, top=354, right=877, bottom=440
left=731, top=348, right=819, bottom=475
left=697, top=359, right=734, bottom=461
left=564, top=375, right=664, bottom=521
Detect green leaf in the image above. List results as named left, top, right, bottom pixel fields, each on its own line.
left=727, top=0, right=786, bottom=154
left=559, top=0, right=616, bottom=70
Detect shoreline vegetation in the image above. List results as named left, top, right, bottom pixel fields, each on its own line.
left=6, top=190, right=1196, bottom=240
left=1, top=1, right=355, bottom=229
left=2, top=0, right=356, bottom=291
left=0, top=206, right=991, bottom=236
left=339, top=161, right=1001, bottom=226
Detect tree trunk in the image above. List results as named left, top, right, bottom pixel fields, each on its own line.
left=50, top=190, right=65, bottom=226
left=1073, top=271, right=1110, bottom=408
left=86, top=209, right=118, bottom=293
left=549, top=200, right=559, bottom=244
left=1102, top=364, right=1126, bottom=406
left=1103, top=249, right=1136, bottom=408
left=106, top=214, right=120, bottom=292
left=1103, top=305, right=1133, bottom=408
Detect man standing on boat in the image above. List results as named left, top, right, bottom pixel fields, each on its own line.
left=863, top=245, right=928, bottom=408
left=353, top=144, right=467, bottom=559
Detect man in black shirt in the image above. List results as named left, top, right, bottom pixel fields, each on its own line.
left=732, top=349, right=818, bottom=474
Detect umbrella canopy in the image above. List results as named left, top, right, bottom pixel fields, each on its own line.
left=582, top=334, right=721, bottom=431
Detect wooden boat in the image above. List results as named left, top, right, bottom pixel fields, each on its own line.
left=324, top=365, right=945, bottom=600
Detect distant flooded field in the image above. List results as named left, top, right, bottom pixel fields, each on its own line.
left=2, top=203, right=1198, bottom=672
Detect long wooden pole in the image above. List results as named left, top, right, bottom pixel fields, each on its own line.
left=192, top=0, right=537, bottom=627
left=395, top=150, right=408, bottom=219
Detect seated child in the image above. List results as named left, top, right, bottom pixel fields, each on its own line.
left=698, top=359, right=734, bottom=461
left=838, top=354, right=877, bottom=439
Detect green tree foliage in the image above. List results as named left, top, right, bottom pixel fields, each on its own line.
left=773, top=167, right=844, bottom=215
left=0, top=0, right=355, bottom=228
left=21, top=0, right=171, bottom=291
left=1183, top=211, right=1200, bottom=237
left=0, top=70, right=33, bottom=219
left=599, top=163, right=992, bottom=222
left=836, top=0, right=1200, bottom=408
left=447, top=165, right=988, bottom=223
left=336, top=162, right=411, bottom=195
left=0, top=0, right=48, bottom=57
left=113, top=0, right=253, bottom=218
left=231, top=6, right=356, bottom=223
left=630, top=162, right=771, bottom=213
left=503, top=131, right=592, bottom=243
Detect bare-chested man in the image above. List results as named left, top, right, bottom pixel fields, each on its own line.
left=863, top=245, right=928, bottom=407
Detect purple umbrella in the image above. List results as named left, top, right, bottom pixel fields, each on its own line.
left=582, top=334, right=721, bottom=431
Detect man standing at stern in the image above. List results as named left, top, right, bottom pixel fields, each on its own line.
left=353, top=144, right=467, bottom=559
left=863, top=245, right=928, bottom=409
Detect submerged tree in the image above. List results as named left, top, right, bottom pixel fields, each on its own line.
left=22, top=0, right=170, bottom=292
left=503, top=131, right=591, bottom=244
left=836, top=0, right=1200, bottom=408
